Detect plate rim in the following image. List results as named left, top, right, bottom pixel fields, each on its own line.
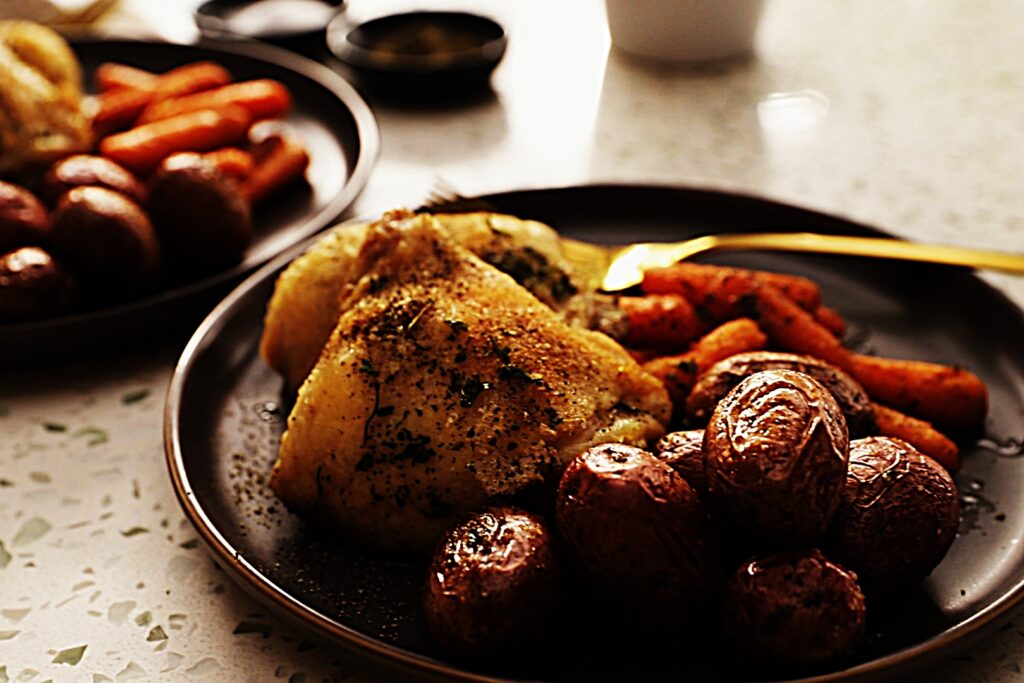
left=164, top=182, right=1024, bottom=683
left=0, top=35, right=380, bottom=344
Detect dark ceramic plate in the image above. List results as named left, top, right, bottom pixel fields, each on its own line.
left=0, top=37, right=378, bottom=362
left=165, top=185, right=1024, bottom=683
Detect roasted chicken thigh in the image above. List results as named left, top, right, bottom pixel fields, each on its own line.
left=269, top=212, right=670, bottom=553
left=261, top=209, right=597, bottom=393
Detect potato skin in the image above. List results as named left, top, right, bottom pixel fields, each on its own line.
left=655, top=429, right=707, bottom=494
left=41, top=154, right=147, bottom=206
left=686, top=351, right=875, bottom=436
left=555, top=443, right=721, bottom=631
left=704, top=369, right=849, bottom=545
left=423, top=507, right=560, bottom=658
left=0, top=180, right=49, bottom=252
left=147, top=152, right=251, bottom=272
left=828, top=436, right=960, bottom=590
left=49, top=186, right=160, bottom=292
left=724, top=549, right=866, bottom=665
left=0, top=246, right=75, bottom=319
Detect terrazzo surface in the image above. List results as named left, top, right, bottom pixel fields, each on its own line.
left=2, top=0, right=1023, bottom=680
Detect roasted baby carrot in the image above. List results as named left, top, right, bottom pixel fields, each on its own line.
left=814, top=304, right=846, bottom=338
left=94, top=62, right=157, bottom=92
left=619, top=293, right=706, bottom=350
left=93, top=87, right=154, bottom=136
left=641, top=262, right=760, bottom=321
left=93, top=61, right=235, bottom=135
left=749, top=282, right=851, bottom=368
left=150, top=61, right=232, bottom=99
left=847, top=354, right=988, bottom=431
left=643, top=318, right=767, bottom=410
left=241, top=134, right=309, bottom=203
left=649, top=265, right=849, bottom=367
left=202, top=147, right=255, bottom=181
left=100, top=106, right=252, bottom=174
left=871, top=402, right=961, bottom=472
left=137, top=79, right=292, bottom=125
left=641, top=262, right=822, bottom=315
left=753, top=270, right=821, bottom=311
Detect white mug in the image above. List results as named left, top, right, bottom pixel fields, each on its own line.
left=604, top=0, right=766, bottom=63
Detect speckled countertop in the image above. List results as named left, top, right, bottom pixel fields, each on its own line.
left=2, top=1, right=1023, bottom=681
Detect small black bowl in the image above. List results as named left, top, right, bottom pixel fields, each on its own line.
left=326, top=11, right=507, bottom=92
left=195, top=0, right=343, bottom=57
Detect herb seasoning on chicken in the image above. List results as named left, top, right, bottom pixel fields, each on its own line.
left=270, top=211, right=670, bottom=554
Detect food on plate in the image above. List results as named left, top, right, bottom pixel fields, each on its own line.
left=49, top=186, right=160, bottom=292
left=41, top=154, right=147, bottom=205
left=828, top=436, right=959, bottom=590
left=641, top=317, right=768, bottom=414
left=0, top=21, right=91, bottom=173
left=241, top=133, right=310, bottom=204
left=844, top=352, right=987, bottom=431
left=686, top=351, right=876, bottom=436
left=423, top=507, right=560, bottom=657
left=269, top=211, right=670, bottom=554
left=869, top=402, right=960, bottom=472
left=654, top=428, right=707, bottom=493
left=617, top=292, right=704, bottom=350
left=148, top=152, right=252, bottom=271
left=0, top=246, right=74, bottom=319
left=0, top=33, right=313, bottom=324
left=136, top=78, right=292, bottom=125
left=94, top=62, right=160, bottom=92
left=261, top=206, right=987, bottom=670
left=704, top=369, right=849, bottom=545
left=92, top=61, right=233, bottom=136
left=0, top=179, right=49, bottom=251
left=643, top=262, right=988, bottom=431
left=723, top=549, right=866, bottom=665
left=261, top=210, right=594, bottom=393
left=555, top=443, right=720, bottom=630
left=99, top=105, right=253, bottom=174
left=201, top=146, right=254, bottom=181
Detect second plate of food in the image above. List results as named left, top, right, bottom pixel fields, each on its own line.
left=165, top=185, right=1024, bottom=682
left=0, top=36, right=378, bottom=361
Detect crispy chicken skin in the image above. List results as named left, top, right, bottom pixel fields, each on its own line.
left=270, top=212, right=670, bottom=554
left=260, top=221, right=371, bottom=392
left=260, top=210, right=584, bottom=393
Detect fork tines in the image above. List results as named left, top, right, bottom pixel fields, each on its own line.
left=419, top=179, right=498, bottom=214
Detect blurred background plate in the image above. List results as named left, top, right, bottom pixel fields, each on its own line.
left=165, top=185, right=1024, bottom=683
left=0, top=36, right=378, bottom=364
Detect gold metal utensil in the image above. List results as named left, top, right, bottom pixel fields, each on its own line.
left=559, top=232, right=1024, bottom=292
left=421, top=186, right=1024, bottom=292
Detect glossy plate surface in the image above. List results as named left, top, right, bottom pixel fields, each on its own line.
left=165, top=185, right=1024, bottom=682
left=1, top=37, right=378, bottom=361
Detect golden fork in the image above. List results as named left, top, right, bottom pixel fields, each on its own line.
left=421, top=188, right=1024, bottom=292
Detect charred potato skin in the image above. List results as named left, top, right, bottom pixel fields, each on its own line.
left=723, top=549, right=866, bottom=666
left=555, top=443, right=721, bottom=630
left=41, top=154, right=147, bottom=206
left=49, top=186, right=160, bottom=292
left=686, top=351, right=875, bottom=436
left=704, top=369, right=850, bottom=546
left=147, top=153, right=252, bottom=273
left=0, top=180, right=49, bottom=252
left=423, top=507, right=560, bottom=658
left=0, top=246, right=74, bottom=319
left=829, top=436, right=960, bottom=590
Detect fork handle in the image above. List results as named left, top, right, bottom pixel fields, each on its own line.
left=677, top=232, right=1024, bottom=274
